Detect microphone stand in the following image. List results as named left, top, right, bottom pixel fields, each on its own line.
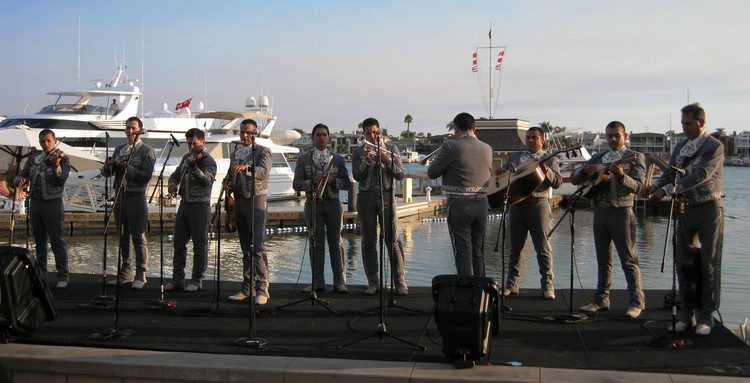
left=648, top=169, right=691, bottom=348
left=147, top=138, right=179, bottom=309
left=545, top=183, right=587, bottom=323
left=82, top=133, right=114, bottom=308
left=493, top=166, right=516, bottom=314
left=234, top=139, right=268, bottom=349
left=89, top=141, right=137, bottom=340
left=338, top=136, right=425, bottom=351
left=276, top=151, right=335, bottom=314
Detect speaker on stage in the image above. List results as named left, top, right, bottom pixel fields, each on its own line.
left=0, top=246, right=57, bottom=341
left=432, top=274, right=499, bottom=367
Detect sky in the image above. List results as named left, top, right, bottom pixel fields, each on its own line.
left=2, top=0, right=749, bottom=136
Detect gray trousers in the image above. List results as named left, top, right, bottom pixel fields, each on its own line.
left=592, top=207, right=644, bottom=309
left=446, top=196, right=488, bottom=276
left=234, top=195, right=269, bottom=298
left=677, top=200, right=723, bottom=323
left=304, top=198, right=346, bottom=288
left=357, top=191, right=406, bottom=289
left=506, top=197, right=554, bottom=292
left=114, top=194, right=148, bottom=281
left=171, top=201, right=210, bottom=288
left=29, top=198, right=69, bottom=283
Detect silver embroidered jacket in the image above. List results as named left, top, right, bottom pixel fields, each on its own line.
left=427, top=134, right=493, bottom=194
left=228, top=143, right=272, bottom=198
left=100, top=140, right=156, bottom=194
left=652, top=133, right=723, bottom=206
left=14, top=150, right=70, bottom=200
left=501, top=150, right=562, bottom=198
left=168, top=151, right=217, bottom=203
left=292, top=150, right=350, bottom=200
left=570, top=148, right=645, bottom=208
left=352, top=143, right=404, bottom=192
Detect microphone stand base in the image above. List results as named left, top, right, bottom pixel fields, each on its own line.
left=233, top=337, right=268, bottom=349
left=544, top=313, right=588, bottom=324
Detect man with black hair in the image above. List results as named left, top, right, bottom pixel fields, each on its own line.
left=427, top=112, right=493, bottom=275
left=101, top=116, right=156, bottom=290
left=14, top=129, right=71, bottom=288
left=166, top=128, right=217, bottom=292
left=227, top=119, right=273, bottom=305
left=352, top=117, right=408, bottom=295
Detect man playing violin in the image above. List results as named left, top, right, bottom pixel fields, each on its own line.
left=497, top=126, right=562, bottom=300
left=101, top=116, right=156, bottom=290
left=292, top=123, right=350, bottom=294
left=571, top=121, right=646, bottom=318
left=226, top=119, right=273, bottom=305
left=165, top=128, right=217, bottom=292
left=14, top=129, right=71, bottom=288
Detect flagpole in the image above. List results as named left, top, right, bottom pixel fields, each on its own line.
left=489, top=23, right=494, bottom=119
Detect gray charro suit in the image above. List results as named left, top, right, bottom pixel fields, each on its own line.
left=502, top=150, right=562, bottom=294
left=570, top=147, right=646, bottom=309
left=15, top=150, right=71, bottom=284
left=352, top=142, right=407, bottom=290
left=168, top=150, right=217, bottom=289
left=101, top=139, right=156, bottom=282
left=293, top=149, right=351, bottom=289
left=229, top=143, right=273, bottom=298
left=652, top=132, right=723, bottom=326
left=427, top=133, right=493, bottom=275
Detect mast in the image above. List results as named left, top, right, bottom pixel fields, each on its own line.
left=489, top=24, right=494, bottom=119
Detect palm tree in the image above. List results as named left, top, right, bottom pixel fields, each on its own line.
left=404, top=114, right=413, bottom=134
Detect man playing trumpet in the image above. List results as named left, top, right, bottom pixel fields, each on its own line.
left=292, top=123, right=350, bottom=293
left=14, top=129, right=71, bottom=288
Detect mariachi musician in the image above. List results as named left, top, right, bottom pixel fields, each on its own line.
left=14, top=128, right=71, bottom=289
left=292, top=123, right=350, bottom=293
left=496, top=126, right=562, bottom=300
left=165, top=128, right=217, bottom=292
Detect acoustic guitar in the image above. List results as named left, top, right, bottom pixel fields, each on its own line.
left=487, top=144, right=581, bottom=209
left=579, top=153, right=636, bottom=199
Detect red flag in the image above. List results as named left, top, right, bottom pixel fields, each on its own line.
left=175, top=97, right=193, bottom=111
left=495, top=50, right=505, bottom=70
left=472, top=52, right=478, bottom=72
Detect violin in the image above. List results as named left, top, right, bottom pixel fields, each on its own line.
left=45, top=149, right=69, bottom=167
left=225, top=194, right=237, bottom=232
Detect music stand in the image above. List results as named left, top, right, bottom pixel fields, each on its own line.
left=337, top=136, right=425, bottom=351
left=275, top=155, right=336, bottom=315
left=545, top=184, right=587, bottom=324
left=233, top=139, right=268, bottom=349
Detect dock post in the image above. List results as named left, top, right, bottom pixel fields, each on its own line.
left=348, top=181, right=357, bottom=212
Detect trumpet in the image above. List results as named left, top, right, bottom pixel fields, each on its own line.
left=315, top=156, right=335, bottom=202
left=417, top=147, right=441, bottom=166
left=357, top=135, right=393, bottom=155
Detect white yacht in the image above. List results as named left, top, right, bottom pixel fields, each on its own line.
left=0, top=64, right=301, bottom=212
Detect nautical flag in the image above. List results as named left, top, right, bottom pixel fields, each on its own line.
left=472, top=52, right=478, bottom=72
left=175, top=97, right=193, bottom=111
left=495, top=50, right=505, bottom=70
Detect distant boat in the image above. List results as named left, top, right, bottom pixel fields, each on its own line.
left=400, top=148, right=419, bottom=163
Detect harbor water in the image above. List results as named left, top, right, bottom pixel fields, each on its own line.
left=62, top=166, right=749, bottom=328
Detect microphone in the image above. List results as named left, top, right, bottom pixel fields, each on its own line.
left=133, top=129, right=146, bottom=136
left=170, top=133, right=180, bottom=147
left=670, top=165, right=686, bottom=176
